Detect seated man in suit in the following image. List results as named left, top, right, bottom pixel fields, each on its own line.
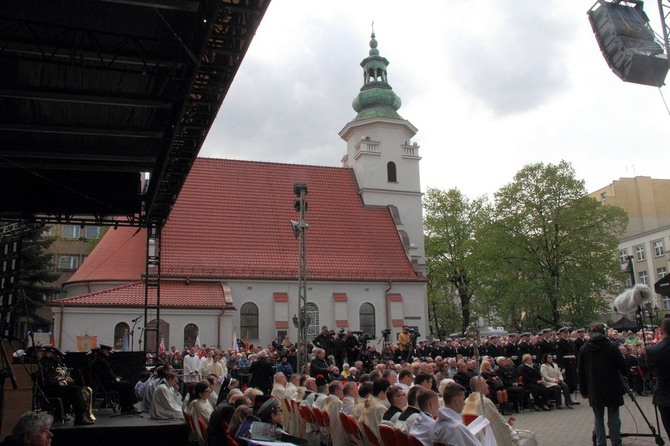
left=90, top=344, right=136, bottom=413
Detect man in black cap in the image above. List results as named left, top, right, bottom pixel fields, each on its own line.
left=91, top=344, right=135, bottom=413
left=516, top=333, right=532, bottom=366
left=38, top=346, right=94, bottom=425
left=486, top=335, right=504, bottom=358
left=504, top=333, right=518, bottom=363
left=556, top=327, right=579, bottom=403
left=442, top=338, right=457, bottom=359
left=537, top=329, right=554, bottom=363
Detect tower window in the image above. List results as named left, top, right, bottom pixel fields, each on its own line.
left=387, top=162, right=397, bottom=182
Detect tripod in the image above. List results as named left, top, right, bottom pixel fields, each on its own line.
left=591, top=371, right=664, bottom=445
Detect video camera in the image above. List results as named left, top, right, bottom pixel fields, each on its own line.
left=359, top=333, right=375, bottom=343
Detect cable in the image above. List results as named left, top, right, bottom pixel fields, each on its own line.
left=658, top=86, right=670, bottom=117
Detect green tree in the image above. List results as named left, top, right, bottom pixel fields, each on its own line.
left=484, top=161, right=628, bottom=326
left=7, top=225, right=62, bottom=335
left=424, top=187, right=490, bottom=334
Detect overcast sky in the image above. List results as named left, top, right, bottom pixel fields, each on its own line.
left=200, top=0, right=670, bottom=200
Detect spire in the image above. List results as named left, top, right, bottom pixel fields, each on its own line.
left=352, top=30, right=402, bottom=121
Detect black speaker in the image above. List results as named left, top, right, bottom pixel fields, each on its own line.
left=588, top=0, right=669, bottom=87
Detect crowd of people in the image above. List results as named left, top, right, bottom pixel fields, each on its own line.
left=5, top=321, right=670, bottom=446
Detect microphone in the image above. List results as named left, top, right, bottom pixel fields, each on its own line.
left=613, top=284, right=652, bottom=313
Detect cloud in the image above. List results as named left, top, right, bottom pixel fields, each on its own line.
left=202, top=12, right=364, bottom=166
left=445, top=2, right=577, bottom=115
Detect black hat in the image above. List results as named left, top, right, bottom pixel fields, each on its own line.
left=256, top=398, right=280, bottom=422
left=508, top=333, right=517, bottom=337
left=100, top=344, right=114, bottom=352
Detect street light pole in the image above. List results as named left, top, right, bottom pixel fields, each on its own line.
left=293, top=184, right=309, bottom=374
left=628, top=255, right=636, bottom=286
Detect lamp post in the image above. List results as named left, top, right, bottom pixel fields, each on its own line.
left=627, top=255, right=636, bottom=286
left=292, top=183, right=309, bottom=374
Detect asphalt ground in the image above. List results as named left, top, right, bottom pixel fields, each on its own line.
left=510, top=393, right=667, bottom=446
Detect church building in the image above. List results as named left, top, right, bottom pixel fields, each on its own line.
left=51, top=33, right=429, bottom=352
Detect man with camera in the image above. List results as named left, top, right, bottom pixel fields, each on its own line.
left=345, top=329, right=362, bottom=365
left=313, top=326, right=334, bottom=357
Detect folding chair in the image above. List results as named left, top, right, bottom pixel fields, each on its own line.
left=92, top=373, right=120, bottom=412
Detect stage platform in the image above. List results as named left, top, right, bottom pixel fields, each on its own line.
left=51, top=409, right=189, bottom=446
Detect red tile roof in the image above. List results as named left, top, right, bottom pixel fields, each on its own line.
left=56, top=281, right=227, bottom=308
left=68, top=158, right=420, bottom=285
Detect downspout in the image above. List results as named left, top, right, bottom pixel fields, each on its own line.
left=384, top=281, right=393, bottom=330
left=217, top=307, right=225, bottom=348
left=58, top=303, right=64, bottom=350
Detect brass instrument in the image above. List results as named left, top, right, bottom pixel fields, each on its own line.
left=81, top=385, right=96, bottom=421
left=55, top=366, right=70, bottom=385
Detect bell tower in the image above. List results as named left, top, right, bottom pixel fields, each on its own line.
left=339, top=31, right=425, bottom=275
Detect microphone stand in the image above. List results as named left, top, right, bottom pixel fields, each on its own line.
left=130, top=316, right=142, bottom=352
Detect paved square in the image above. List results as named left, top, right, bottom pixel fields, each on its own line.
left=511, top=394, right=665, bottom=446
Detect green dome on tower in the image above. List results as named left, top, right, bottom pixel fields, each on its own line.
left=352, top=32, right=402, bottom=121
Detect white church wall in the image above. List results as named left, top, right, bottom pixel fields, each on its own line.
left=53, top=306, right=224, bottom=353
left=225, top=279, right=427, bottom=346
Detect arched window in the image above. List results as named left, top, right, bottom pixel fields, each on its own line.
left=145, top=319, right=169, bottom=352
left=240, top=302, right=259, bottom=340
left=387, top=162, right=397, bottom=182
left=305, top=302, right=320, bottom=340
left=184, top=323, right=199, bottom=349
left=113, top=322, right=129, bottom=351
left=359, top=303, right=376, bottom=337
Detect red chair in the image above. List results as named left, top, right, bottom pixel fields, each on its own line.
left=393, top=429, right=410, bottom=446
left=339, top=413, right=362, bottom=446
left=312, top=407, right=331, bottom=446
left=407, top=435, right=424, bottom=446
left=299, top=404, right=314, bottom=424
left=379, top=424, right=397, bottom=446
left=361, top=422, right=381, bottom=446
left=197, top=417, right=208, bottom=443
left=183, top=411, right=199, bottom=445
left=226, top=432, right=239, bottom=446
